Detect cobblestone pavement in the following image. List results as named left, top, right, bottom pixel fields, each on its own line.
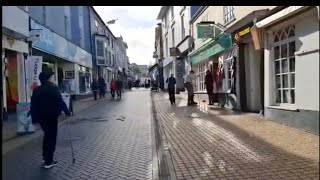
left=152, top=92, right=319, bottom=180
left=3, top=90, right=154, bottom=180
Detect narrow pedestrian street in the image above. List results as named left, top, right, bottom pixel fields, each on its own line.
left=3, top=89, right=154, bottom=180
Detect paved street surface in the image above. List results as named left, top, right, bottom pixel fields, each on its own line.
left=152, top=92, right=319, bottom=180
left=3, top=90, right=154, bottom=180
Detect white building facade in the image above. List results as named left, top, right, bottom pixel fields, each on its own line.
left=256, top=6, right=319, bottom=134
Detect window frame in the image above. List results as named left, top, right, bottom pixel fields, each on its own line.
left=181, top=14, right=185, bottom=39
left=271, top=25, right=296, bottom=106
left=223, top=6, right=235, bottom=25
left=95, top=19, right=99, bottom=32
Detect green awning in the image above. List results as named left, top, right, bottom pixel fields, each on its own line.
left=189, top=33, right=232, bottom=65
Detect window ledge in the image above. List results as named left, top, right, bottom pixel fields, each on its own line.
left=267, top=105, right=299, bottom=112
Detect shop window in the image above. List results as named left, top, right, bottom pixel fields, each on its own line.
left=223, top=6, right=235, bottom=24
left=272, top=25, right=295, bottom=104
left=195, top=60, right=209, bottom=92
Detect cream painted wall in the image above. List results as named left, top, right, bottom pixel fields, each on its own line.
left=191, top=6, right=276, bottom=52
left=264, top=8, right=319, bottom=111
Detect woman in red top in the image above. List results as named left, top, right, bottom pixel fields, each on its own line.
left=110, top=79, right=116, bottom=99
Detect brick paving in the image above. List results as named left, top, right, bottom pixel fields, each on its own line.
left=3, top=90, right=154, bottom=180
left=152, top=92, right=319, bottom=180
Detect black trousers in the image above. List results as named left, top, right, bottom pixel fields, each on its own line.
left=93, top=91, right=98, bottom=100
left=99, top=89, right=105, bottom=98
left=111, top=90, right=115, bottom=99
left=116, top=89, right=122, bottom=99
left=40, top=120, right=58, bottom=164
left=168, top=89, right=175, bottom=104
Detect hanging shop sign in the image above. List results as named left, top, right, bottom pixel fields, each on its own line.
left=17, top=102, right=35, bottom=135
left=234, top=27, right=251, bottom=41
left=197, top=25, right=222, bottom=39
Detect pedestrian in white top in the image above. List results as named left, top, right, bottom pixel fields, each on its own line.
left=184, top=70, right=197, bottom=106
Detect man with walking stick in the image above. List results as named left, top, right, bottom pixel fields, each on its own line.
left=30, top=71, right=71, bottom=169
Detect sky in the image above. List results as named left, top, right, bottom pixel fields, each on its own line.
left=93, top=6, right=161, bottom=66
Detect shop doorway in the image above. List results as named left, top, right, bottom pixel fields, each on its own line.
left=241, top=41, right=263, bottom=112
left=5, top=50, right=18, bottom=113
left=58, top=67, right=64, bottom=90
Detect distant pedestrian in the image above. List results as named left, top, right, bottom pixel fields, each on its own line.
left=116, top=77, right=123, bottom=99
left=30, top=71, right=70, bottom=169
left=110, top=79, right=116, bottom=99
left=205, top=70, right=214, bottom=105
left=91, top=79, right=99, bottom=101
left=185, top=70, right=197, bottom=106
left=98, top=77, right=106, bottom=98
left=166, top=74, right=176, bottom=105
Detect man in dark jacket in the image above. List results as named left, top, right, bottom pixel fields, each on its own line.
left=30, top=71, right=70, bottom=169
left=166, top=74, right=176, bottom=105
left=205, top=70, right=214, bottom=105
left=91, top=78, right=99, bottom=101
left=98, top=77, right=106, bottom=98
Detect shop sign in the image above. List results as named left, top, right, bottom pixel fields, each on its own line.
left=234, top=27, right=251, bottom=41
left=197, top=25, right=214, bottom=39
left=26, top=56, right=43, bottom=102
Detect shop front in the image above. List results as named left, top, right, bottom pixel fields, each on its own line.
left=30, top=19, right=93, bottom=96
left=189, top=33, right=233, bottom=108
left=2, top=35, right=29, bottom=114
left=225, top=10, right=269, bottom=112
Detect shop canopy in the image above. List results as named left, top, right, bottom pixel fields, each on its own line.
left=189, top=32, right=232, bottom=65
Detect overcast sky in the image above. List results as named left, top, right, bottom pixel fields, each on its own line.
left=93, top=6, right=161, bottom=65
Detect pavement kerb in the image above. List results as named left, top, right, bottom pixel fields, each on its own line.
left=150, top=91, right=159, bottom=180
left=2, top=98, right=107, bottom=156
left=151, top=92, right=177, bottom=180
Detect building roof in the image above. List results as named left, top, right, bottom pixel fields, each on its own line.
left=90, top=6, right=116, bottom=39
left=157, top=6, right=170, bottom=20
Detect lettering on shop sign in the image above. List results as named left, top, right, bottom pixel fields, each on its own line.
left=235, top=27, right=251, bottom=41
left=33, top=59, right=39, bottom=81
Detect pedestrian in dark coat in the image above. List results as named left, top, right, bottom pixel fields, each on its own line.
left=30, top=71, right=70, bottom=169
left=98, top=77, right=106, bottom=98
left=115, top=77, right=123, bottom=99
left=166, top=74, right=176, bottom=105
left=205, top=70, right=214, bottom=105
left=91, top=79, right=99, bottom=101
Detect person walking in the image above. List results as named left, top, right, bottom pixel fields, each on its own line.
left=185, top=70, right=197, bottom=106
left=166, top=74, right=176, bottom=105
left=205, top=70, right=214, bottom=105
left=91, top=78, right=99, bottom=101
left=110, top=79, right=116, bottom=100
left=116, top=77, right=123, bottom=99
left=98, top=77, right=106, bottom=99
left=30, top=71, right=71, bottom=169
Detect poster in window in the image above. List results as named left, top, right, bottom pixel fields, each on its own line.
left=17, top=102, right=35, bottom=135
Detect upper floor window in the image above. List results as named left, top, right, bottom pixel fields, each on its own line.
left=181, top=14, right=185, bottom=39
left=171, top=6, right=174, bottom=20
left=223, top=6, right=235, bottom=24
left=171, top=28, right=175, bottom=47
left=111, top=39, right=114, bottom=49
left=95, top=20, right=99, bottom=32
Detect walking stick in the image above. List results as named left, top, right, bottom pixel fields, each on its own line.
left=67, top=117, right=76, bottom=163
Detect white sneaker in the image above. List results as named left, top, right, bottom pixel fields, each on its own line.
left=44, top=161, right=58, bottom=169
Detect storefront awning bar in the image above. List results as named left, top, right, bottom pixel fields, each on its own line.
left=189, top=33, right=232, bottom=65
